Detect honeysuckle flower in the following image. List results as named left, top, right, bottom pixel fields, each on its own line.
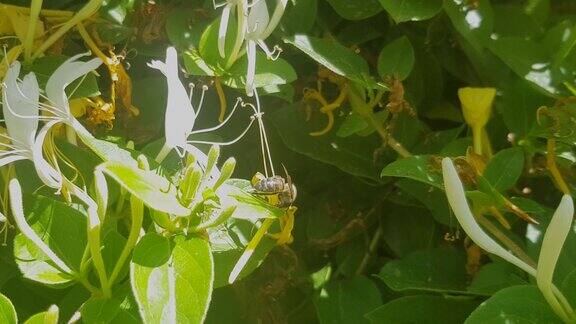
left=458, top=87, right=496, bottom=155
left=32, top=54, right=102, bottom=188
left=150, top=47, right=257, bottom=164
left=244, top=0, right=287, bottom=96
left=1, top=61, right=61, bottom=188
left=442, top=157, right=575, bottom=322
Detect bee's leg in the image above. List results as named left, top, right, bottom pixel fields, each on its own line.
left=228, top=218, right=274, bottom=284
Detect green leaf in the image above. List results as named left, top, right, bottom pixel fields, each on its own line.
left=223, top=52, right=297, bottom=89
left=81, top=284, right=140, bottom=324
left=488, top=37, right=567, bottom=96
left=377, top=36, right=415, bottom=80
left=131, top=236, right=213, bottom=324
left=444, top=0, right=494, bottom=48
left=468, top=262, right=527, bottom=295
left=14, top=195, right=87, bottom=286
left=378, top=247, right=471, bottom=294
left=314, top=276, right=381, bottom=324
left=483, top=147, right=524, bottom=191
left=25, top=55, right=99, bottom=99
left=75, top=132, right=138, bottom=167
left=165, top=10, right=206, bottom=50
left=325, top=0, right=382, bottom=20
left=396, top=179, right=451, bottom=225
left=23, top=305, right=58, bottom=324
left=132, top=233, right=171, bottom=268
left=100, top=162, right=190, bottom=216
left=497, top=80, right=550, bottom=137
left=210, top=216, right=276, bottom=287
left=465, top=285, right=562, bottom=323
left=284, top=34, right=378, bottom=88
left=561, top=269, right=576, bottom=307
left=336, top=112, right=371, bottom=137
left=381, top=155, right=444, bottom=189
left=0, top=293, right=17, bottom=324
left=366, top=295, right=478, bottom=324
left=271, top=104, right=381, bottom=180
left=283, top=0, right=318, bottom=33
left=379, top=0, right=443, bottom=23
left=380, top=204, right=436, bottom=256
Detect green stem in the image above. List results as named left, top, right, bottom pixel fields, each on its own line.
left=23, top=0, right=43, bottom=63
left=108, top=195, right=143, bottom=287
left=69, top=183, right=110, bottom=297
left=32, top=0, right=102, bottom=59
left=367, top=113, right=411, bottom=158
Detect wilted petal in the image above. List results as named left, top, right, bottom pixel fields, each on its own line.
left=45, top=53, right=103, bottom=121
left=441, top=157, right=536, bottom=276
left=2, top=62, right=39, bottom=151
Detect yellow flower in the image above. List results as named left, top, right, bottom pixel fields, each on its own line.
left=458, top=87, right=496, bottom=130
left=458, top=87, right=496, bottom=155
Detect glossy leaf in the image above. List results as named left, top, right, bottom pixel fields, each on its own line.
left=314, top=276, right=381, bottom=324
left=379, top=0, right=442, bottom=23
left=378, top=247, right=471, bottom=294
left=377, top=36, right=415, bottom=80
left=483, top=147, right=524, bottom=191
left=366, top=295, right=478, bottom=324
left=381, top=155, right=444, bottom=189
left=325, top=0, right=382, bottom=20
left=466, top=285, right=562, bottom=323
left=0, top=293, right=17, bottom=324
left=13, top=195, right=87, bottom=286
left=100, top=162, right=190, bottom=216
left=131, top=236, right=213, bottom=323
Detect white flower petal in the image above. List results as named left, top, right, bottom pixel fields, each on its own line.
left=247, top=0, right=269, bottom=38
left=45, top=54, right=102, bottom=120
left=32, top=120, right=63, bottom=189
left=245, top=40, right=257, bottom=96
left=218, top=4, right=233, bottom=57
left=2, top=62, right=39, bottom=150
left=537, top=194, right=574, bottom=321
left=260, top=0, right=288, bottom=40
left=150, top=47, right=196, bottom=151
left=441, top=157, right=536, bottom=276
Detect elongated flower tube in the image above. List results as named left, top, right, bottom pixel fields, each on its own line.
left=244, top=0, right=287, bottom=96
left=537, top=195, right=575, bottom=322
left=442, top=157, right=575, bottom=322
left=442, top=157, right=536, bottom=275
left=1, top=61, right=61, bottom=188
left=213, top=0, right=248, bottom=58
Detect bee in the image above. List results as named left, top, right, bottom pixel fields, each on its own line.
left=251, top=165, right=297, bottom=208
